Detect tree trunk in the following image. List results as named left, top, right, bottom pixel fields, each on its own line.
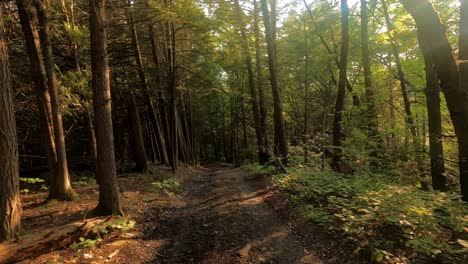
left=400, top=0, right=468, bottom=201
left=127, top=95, right=150, bottom=173
left=332, top=0, right=350, bottom=169
left=89, top=0, right=123, bottom=215
left=303, top=21, right=310, bottom=164
left=360, top=0, right=379, bottom=155
left=233, top=0, right=263, bottom=165
left=16, top=0, right=57, bottom=190
left=35, top=0, right=74, bottom=200
left=382, top=0, right=417, bottom=142
left=260, top=0, right=288, bottom=164
left=0, top=7, right=22, bottom=242
left=424, top=62, right=445, bottom=190
left=253, top=0, right=269, bottom=164
left=87, top=112, right=97, bottom=163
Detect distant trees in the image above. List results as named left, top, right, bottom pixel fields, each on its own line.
left=0, top=5, right=22, bottom=242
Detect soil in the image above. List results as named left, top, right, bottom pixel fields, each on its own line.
left=5, top=164, right=354, bottom=264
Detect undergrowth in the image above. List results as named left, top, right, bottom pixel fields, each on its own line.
left=258, top=166, right=468, bottom=262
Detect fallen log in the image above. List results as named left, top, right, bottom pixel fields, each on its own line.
left=0, top=217, right=109, bottom=264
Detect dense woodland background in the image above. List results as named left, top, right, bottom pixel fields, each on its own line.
left=1, top=0, right=468, bottom=261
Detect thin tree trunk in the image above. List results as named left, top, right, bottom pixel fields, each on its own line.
left=35, top=0, right=74, bottom=200
left=233, top=0, right=263, bottom=164
left=332, top=0, right=350, bottom=169
left=260, top=0, right=288, bottom=164
left=127, top=95, right=150, bottom=173
left=360, top=0, right=379, bottom=156
left=17, top=0, right=57, bottom=189
left=0, top=7, right=22, bottom=242
left=400, top=0, right=468, bottom=201
left=303, top=21, right=310, bottom=164
left=382, top=0, right=417, bottom=142
left=87, top=112, right=97, bottom=164
left=89, top=0, right=123, bottom=215
left=423, top=60, right=445, bottom=190
left=253, top=0, right=269, bottom=163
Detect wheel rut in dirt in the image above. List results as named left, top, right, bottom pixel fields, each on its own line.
left=147, top=165, right=328, bottom=264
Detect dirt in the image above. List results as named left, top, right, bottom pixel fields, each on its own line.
left=7, top=164, right=351, bottom=264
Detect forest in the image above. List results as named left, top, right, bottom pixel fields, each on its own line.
left=0, top=0, right=468, bottom=263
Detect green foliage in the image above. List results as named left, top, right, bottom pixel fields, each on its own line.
left=72, top=176, right=96, bottom=188
left=274, top=168, right=468, bottom=258
left=70, top=237, right=100, bottom=250
left=152, top=179, right=181, bottom=196
left=20, top=177, right=45, bottom=184
left=70, top=217, right=136, bottom=251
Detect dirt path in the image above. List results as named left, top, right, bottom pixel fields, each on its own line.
left=147, top=165, right=334, bottom=264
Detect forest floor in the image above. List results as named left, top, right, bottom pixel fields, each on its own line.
left=2, top=163, right=357, bottom=264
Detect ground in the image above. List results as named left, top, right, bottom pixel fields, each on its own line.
left=2, top=164, right=356, bottom=264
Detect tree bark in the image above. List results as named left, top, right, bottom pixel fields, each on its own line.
left=332, top=0, right=350, bottom=169
left=253, top=0, right=269, bottom=164
left=0, top=6, right=22, bottom=242
left=35, top=0, right=74, bottom=200
left=233, top=0, right=264, bottom=165
left=360, top=0, right=379, bottom=153
left=400, top=0, right=468, bottom=201
left=89, top=0, right=123, bottom=215
left=127, top=95, right=150, bottom=173
left=423, top=61, right=446, bottom=191
left=260, top=0, right=288, bottom=164
left=16, top=0, right=57, bottom=189
left=382, top=0, right=417, bottom=142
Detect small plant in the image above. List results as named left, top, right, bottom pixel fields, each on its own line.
left=152, top=178, right=181, bottom=196
left=70, top=237, right=100, bottom=250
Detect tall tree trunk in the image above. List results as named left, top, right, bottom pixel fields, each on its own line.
left=360, top=0, right=379, bottom=155
left=35, top=0, right=74, bottom=200
left=167, top=21, right=178, bottom=171
left=17, top=0, right=57, bottom=189
left=332, top=0, right=350, bottom=169
left=423, top=61, right=445, bottom=190
left=233, top=0, right=263, bottom=164
left=303, top=20, right=310, bottom=163
left=127, top=95, right=150, bottom=173
left=253, top=0, right=269, bottom=164
left=89, top=0, right=122, bottom=215
left=400, top=0, right=468, bottom=201
left=382, top=0, right=417, bottom=142
left=260, top=0, right=288, bottom=164
left=303, top=0, right=362, bottom=107
left=0, top=7, right=22, bottom=242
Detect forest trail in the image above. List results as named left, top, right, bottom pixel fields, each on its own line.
left=148, top=165, right=332, bottom=264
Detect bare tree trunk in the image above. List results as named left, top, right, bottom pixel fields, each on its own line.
left=400, top=0, right=468, bottom=201
left=233, top=0, right=263, bottom=164
left=303, top=21, right=310, bottom=164
left=87, top=112, right=97, bottom=164
left=382, top=0, right=417, bottom=142
left=0, top=7, right=22, bottom=242
left=260, top=0, right=288, bottom=164
left=253, top=0, right=269, bottom=163
left=89, top=0, right=122, bottom=215
left=35, top=0, right=74, bottom=200
left=127, top=95, right=150, bottom=173
left=17, top=0, right=57, bottom=188
left=423, top=60, right=445, bottom=190
left=360, top=0, right=379, bottom=157
left=332, top=0, right=350, bottom=169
